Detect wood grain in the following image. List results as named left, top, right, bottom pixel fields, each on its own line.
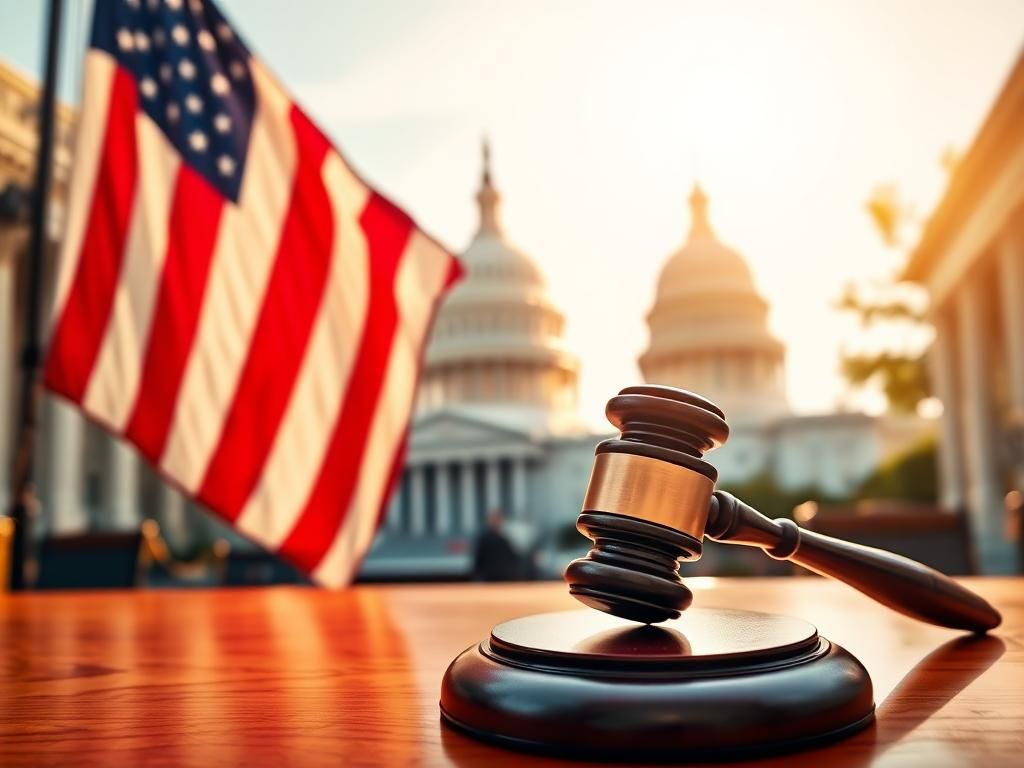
left=0, top=577, right=1021, bottom=767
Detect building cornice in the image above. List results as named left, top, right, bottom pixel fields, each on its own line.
left=904, top=50, right=1024, bottom=282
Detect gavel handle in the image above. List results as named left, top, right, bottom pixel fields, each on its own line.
left=706, top=491, right=1002, bottom=633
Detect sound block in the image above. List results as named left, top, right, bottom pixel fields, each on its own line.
left=440, top=608, right=874, bottom=760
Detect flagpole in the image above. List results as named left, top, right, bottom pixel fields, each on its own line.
left=7, top=0, right=64, bottom=590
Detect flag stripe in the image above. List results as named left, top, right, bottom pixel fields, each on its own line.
left=122, top=166, right=225, bottom=462
left=51, top=52, right=116, bottom=321
left=278, top=193, right=413, bottom=572
left=158, top=61, right=298, bottom=490
left=82, top=113, right=181, bottom=432
left=234, top=153, right=370, bottom=546
left=197, top=108, right=333, bottom=520
left=312, top=231, right=460, bottom=585
left=44, top=66, right=138, bottom=401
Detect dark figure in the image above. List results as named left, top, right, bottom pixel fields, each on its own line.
left=472, top=511, right=522, bottom=582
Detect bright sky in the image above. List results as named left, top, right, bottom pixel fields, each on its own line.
left=4, top=0, right=1023, bottom=428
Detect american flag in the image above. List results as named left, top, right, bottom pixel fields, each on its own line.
left=43, top=0, right=462, bottom=585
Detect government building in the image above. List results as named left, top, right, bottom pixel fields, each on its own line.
left=903, top=51, right=1024, bottom=574
left=641, top=184, right=925, bottom=497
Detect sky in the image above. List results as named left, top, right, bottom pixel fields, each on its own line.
left=3, top=0, right=1023, bottom=428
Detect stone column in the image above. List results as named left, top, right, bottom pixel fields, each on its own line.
left=434, top=463, right=451, bottom=534
left=999, top=228, right=1024, bottom=483
left=957, top=276, right=1016, bottom=573
left=408, top=465, right=426, bottom=536
left=106, top=437, right=139, bottom=530
left=159, top=482, right=189, bottom=552
left=386, top=473, right=403, bottom=532
left=46, top=398, right=87, bottom=533
left=929, top=306, right=966, bottom=509
left=461, top=460, right=477, bottom=534
left=485, top=460, right=502, bottom=512
left=0, top=251, right=15, bottom=512
left=511, top=456, right=528, bottom=518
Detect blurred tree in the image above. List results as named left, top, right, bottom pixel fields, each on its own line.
left=854, top=435, right=938, bottom=502
left=839, top=154, right=959, bottom=413
left=717, top=472, right=847, bottom=520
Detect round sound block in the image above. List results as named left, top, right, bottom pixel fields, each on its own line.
left=440, top=608, right=874, bottom=760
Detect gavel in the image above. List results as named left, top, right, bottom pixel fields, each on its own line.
left=565, top=385, right=1002, bottom=633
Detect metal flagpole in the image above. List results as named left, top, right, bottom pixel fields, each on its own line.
left=7, top=0, right=65, bottom=590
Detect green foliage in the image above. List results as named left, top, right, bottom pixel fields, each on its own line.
left=717, top=473, right=846, bottom=520
left=841, top=351, right=930, bottom=414
left=837, top=283, right=924, bottom=325
left=864, top=185, right=906, bottom=247
left=837, top=281, right=931, bottom=413
left=854, top=435, right=938, bottom=503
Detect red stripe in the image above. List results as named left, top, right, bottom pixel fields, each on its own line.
left=197, top=108, right=333, bottom=520
left=122, top=165, right=224, bottom=462
left=44, top=68, right=138, bottom=402
left=277, top=193, right=414, bottom=572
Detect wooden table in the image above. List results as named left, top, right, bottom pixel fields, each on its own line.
left=1, top=577, right=1021, bottom=767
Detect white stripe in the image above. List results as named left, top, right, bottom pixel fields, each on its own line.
left=159, top=60, right=297, bottom=490
left=50, top=51, right=116, bottom=324
left=312, top=231, right=454, bottom=587
left=81, top=113, right=180, bottom=431
left=236, top=154, right=370, bottom=546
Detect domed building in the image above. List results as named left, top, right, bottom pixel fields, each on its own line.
left=362, top=143, right=598, bottom=579
left=417, top=142, right=580, bottom=432
left=641, top=185, right=926, bottom=491
left=641, top=185, right=788, bottom=424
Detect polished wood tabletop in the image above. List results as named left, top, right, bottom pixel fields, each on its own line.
left=1, top=577, right=1021, bottom=767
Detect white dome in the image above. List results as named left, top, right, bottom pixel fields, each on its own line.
left=640, top=186, right=788, bottom=424
left=420, top=143, right=580, bottom=432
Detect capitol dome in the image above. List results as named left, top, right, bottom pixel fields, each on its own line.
left=640, top=185, right=788, bottom=423
left=419, top=142, right=580, bottom=432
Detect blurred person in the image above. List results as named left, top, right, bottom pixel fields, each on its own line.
left=472, top=510, right=523, bottom=582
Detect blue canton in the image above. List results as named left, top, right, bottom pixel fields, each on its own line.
left=92, top=0, right=256, bottom=202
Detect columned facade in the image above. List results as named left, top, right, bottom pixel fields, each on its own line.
left=386, top=454, right=536, bottom=539
left=1, top=60, right=225, bottom=554
left=904, top=51, right=1024, bottom=573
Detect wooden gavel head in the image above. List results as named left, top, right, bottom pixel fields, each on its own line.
left=564, top=384, right=729, bottom=624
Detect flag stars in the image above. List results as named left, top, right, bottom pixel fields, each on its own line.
left=134, top=31, right=150, bottom=52
left=166, top=0, right=183, bottom=10
left=211, top=73, right=230, bottom=96
left=159, top=63, right=173, bottom=83
left=152, top=27, right=165, bottom=47
left=147, top=0, right=160, bottom=10
left=185, top=93, right=203, bottom=113
left=172, top=24, right=189, bottom=46
left=116, top=28, right=134, bottom=52
left=217, top=155, right=236, bottom=176
left=190, top=0, right=204, bottom=12
left=178, top=58, right=196, bottom=80
left=214, top=113, right=231, bottom=133
left=229, top=60, right=246, bottom=80
left=140, top=77, right=158, bottom=99
left=189, top=130, right=208, bottom=152
left=125, top=0, right=140, bottom=9
left=166, top=102, right=180, bottom=122
left=216, top=22, right=233, bottom=42
left=198, top=29, right=216, bottom=51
